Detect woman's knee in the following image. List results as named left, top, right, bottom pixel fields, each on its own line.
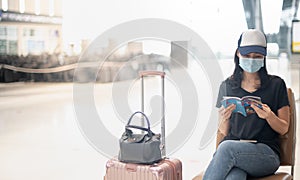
left=217, top=140, right=237, bottom=154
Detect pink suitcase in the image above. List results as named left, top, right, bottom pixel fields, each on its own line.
left=104, top=71, right=182, bottom=180
left=104, top=158, right=182, bottom=180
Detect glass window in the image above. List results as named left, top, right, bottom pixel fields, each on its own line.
left=30, top=29, right=35, bottom=37
left=0, top=27, right=7, bottom=37
left=27, top=40, right=45, bottom=54
left=8, top=40, right=18, bottom=55
left=0, top=40, right=7, bottom=54
left=35, top=0, right=41, bottom=15
left=7, top=27, right=18, bottom=40
left=19, top=0, right=25, bottom=13
left=261, top=0, right=283, bottom=33
left=49, top=0, right=54, bottom=16
left=23, top=29, right=28, bottom=37
left=2, top=0, right=8, bottom=11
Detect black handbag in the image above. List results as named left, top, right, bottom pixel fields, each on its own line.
left=118, top=111, right=162, bottom=164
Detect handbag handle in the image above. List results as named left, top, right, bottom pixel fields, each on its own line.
left=126, top=111, right=152, bottom=134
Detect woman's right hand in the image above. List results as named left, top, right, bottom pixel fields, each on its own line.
left=218, top=104, right=236, bottom=135
left=219, top=104, right=236, bottom=121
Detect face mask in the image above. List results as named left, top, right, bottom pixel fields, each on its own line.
left=239, top=57, right=264, bottom=73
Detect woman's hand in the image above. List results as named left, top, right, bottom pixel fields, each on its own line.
left=218, top=104, right=236, bottom=136
left=219, top=104, right=236, bottom=121
left=251, top=103, right=290, bottom=135
left=251, top=103, right=273, bottom=119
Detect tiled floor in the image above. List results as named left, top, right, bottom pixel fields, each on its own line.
left=0, top=57, right=299, bottom=180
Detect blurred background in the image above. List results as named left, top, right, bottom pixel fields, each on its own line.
left=1, top=0, right=300, bottom=180
left=0, top=0, right=299, bottom=83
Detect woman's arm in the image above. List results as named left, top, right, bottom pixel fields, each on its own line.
left=251, top=104, right=290, bottom=135
left=218, top=104, right=236, bottom=136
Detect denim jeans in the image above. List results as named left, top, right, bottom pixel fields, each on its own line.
left=203, top=140, right=280, bottom=180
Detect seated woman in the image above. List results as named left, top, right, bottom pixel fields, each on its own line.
left=203, top=29, right=290, bottom=180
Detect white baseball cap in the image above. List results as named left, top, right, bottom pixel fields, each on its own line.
left=238, top=29, right=267, bottom=56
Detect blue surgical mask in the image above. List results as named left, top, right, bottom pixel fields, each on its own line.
left=239, top=57, right=264, bottom=73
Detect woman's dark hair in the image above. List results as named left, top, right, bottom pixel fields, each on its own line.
left=228, top=49, right=270, bottom=89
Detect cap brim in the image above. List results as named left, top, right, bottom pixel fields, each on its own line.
left=239, top=45, right=266, bottom=56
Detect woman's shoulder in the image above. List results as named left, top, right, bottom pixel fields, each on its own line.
left=265, top=75, right=288, bottom=90
left=268, top=75, right=286, bottom=84
left=219, top=77, right=231, bottom=87
left=223, top=76, right=237, bottom=86
left=218, top=76, right=238, bottom=91
left=222, top=76, right=234, bottom=83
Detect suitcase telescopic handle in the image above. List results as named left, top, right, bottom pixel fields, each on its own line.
left=139, top=70, right=166, bottom=157
left=139, top=71, right=165, bottom=78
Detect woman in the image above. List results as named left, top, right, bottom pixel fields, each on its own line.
left=203, top=29, right=290, bottom=179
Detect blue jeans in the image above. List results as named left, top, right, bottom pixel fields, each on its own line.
left=203, top=140, right=280, bottom=180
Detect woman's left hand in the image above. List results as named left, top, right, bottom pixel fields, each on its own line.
left=251, top=103, right=273, bottom=119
